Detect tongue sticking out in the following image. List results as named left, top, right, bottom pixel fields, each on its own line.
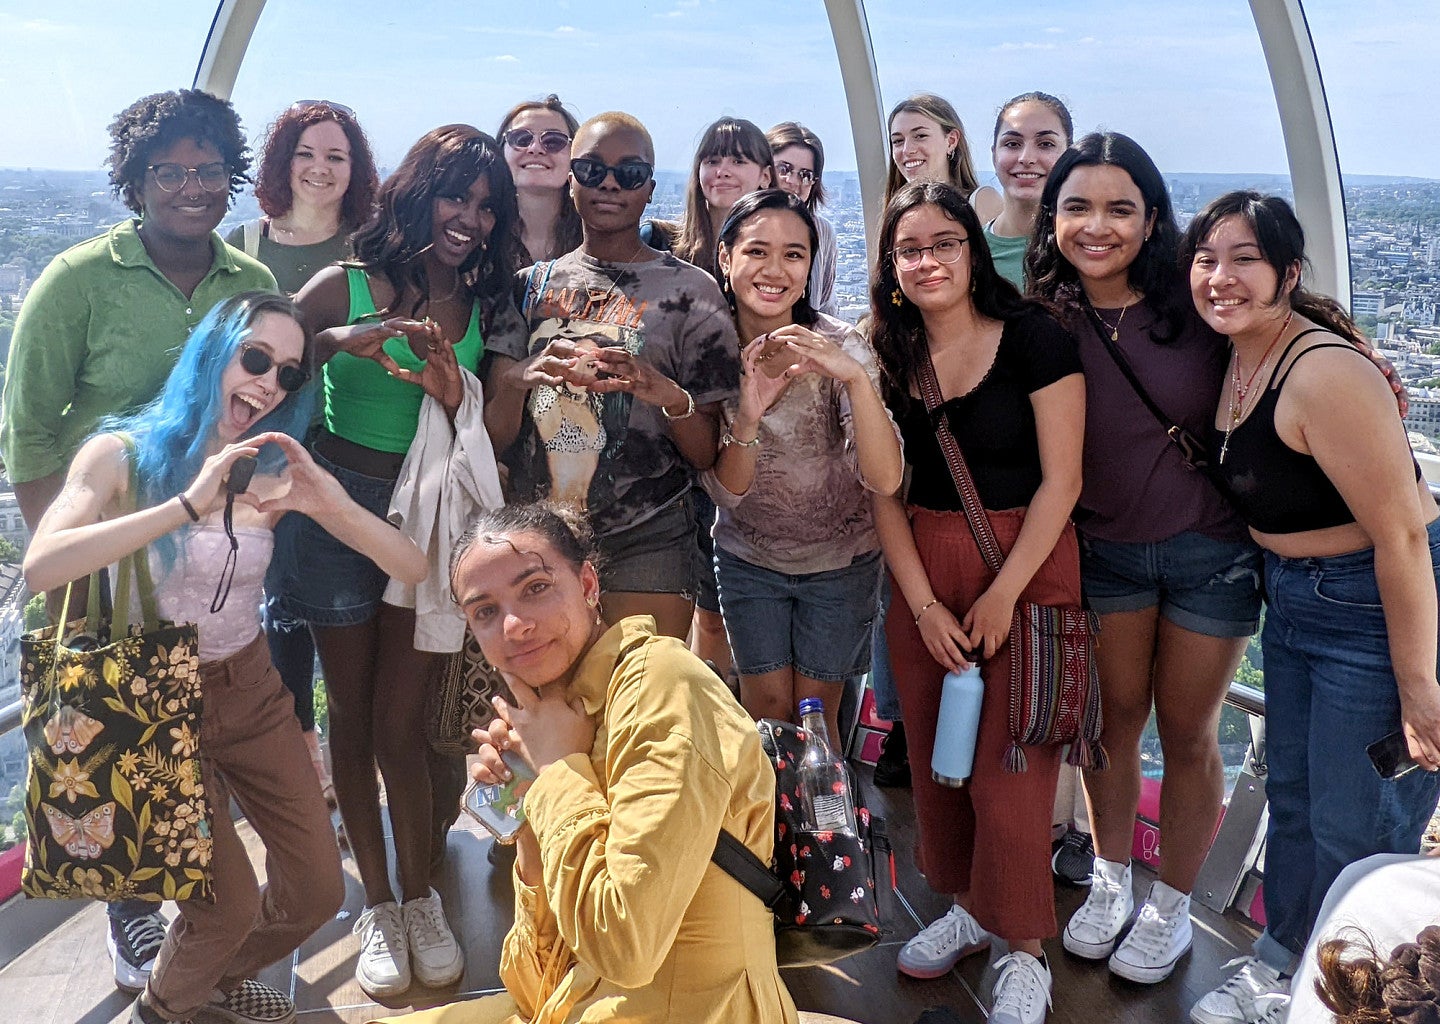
left=231, top=394, right=258, bottom=430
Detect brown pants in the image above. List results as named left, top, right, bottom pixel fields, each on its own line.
left=887, top=507, right=1076, bottom=942
left=147, top=633, right=344, bottom=1020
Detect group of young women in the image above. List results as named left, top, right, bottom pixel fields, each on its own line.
left=8, top=80, right=1439, bottom=1024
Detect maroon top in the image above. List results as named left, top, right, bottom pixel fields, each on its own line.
left=1070, top=302, right=1247, bottom=544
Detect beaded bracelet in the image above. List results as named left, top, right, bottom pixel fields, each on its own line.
left=913, top=599, right=940, bottom=625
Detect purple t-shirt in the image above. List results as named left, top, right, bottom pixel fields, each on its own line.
left=1071, top=302, right=1247, bottom=543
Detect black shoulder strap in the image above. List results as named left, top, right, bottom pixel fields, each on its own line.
left=1273, top=339, right=1364, bottom=390
left=711, top=830, right=786, bottom=910
left=1080, top=302, right=1180, bottom=435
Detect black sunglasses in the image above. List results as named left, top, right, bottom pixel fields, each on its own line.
left=570, top=157, right=654, bottom=191
left=240, top=343, right=309, bottom=393
left=503, top=128, right=571, bottom=154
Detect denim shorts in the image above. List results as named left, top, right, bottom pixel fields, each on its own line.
left=715, top=546, right=882, bottom=682
left=598, top=495, right=698, bottom=597
left=268, top=447, right=397, bottom=627
left=1079, top=529, right=1262, bottom=638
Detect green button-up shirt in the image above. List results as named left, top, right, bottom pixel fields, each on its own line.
left=0, top=219, right=277, bottom=483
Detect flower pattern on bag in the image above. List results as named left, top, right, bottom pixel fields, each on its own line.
left=21, top=616, right=213, bottom=903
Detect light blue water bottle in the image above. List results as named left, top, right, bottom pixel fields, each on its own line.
left=931, top=664, right=984, bottom=787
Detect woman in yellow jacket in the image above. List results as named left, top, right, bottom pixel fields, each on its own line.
left=373, top=502, right=796, bottom=1024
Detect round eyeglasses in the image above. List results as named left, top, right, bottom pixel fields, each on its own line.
left=891, top=237, right=968, bottom=271
left=147, top=162, right=229, bottom=194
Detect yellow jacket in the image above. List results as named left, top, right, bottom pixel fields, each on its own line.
left=379, top=616, right=797, bottom=1024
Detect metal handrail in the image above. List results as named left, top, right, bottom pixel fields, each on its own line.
left=1223, top=681, right=1266, bottom=718
left=0, top=698, right=18, bottom=737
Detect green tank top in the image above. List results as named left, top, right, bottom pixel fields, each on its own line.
left=984, top=222, right=1029, bottom=290
left=322, top=267, right=484, bottom=453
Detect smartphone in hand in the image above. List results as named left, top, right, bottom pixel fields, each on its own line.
left=461, top=750, right=537, bottom=844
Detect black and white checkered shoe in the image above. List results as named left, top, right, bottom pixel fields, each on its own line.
left=205, top=979, right=296, bottom=1024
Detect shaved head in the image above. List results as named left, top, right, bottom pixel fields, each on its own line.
left=574, top=111, right=655, bottom=163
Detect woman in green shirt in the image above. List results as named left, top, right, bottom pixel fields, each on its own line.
left=278, top=124, right=521, bottom=999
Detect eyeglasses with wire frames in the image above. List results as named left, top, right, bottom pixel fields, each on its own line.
left=503, top=128, right=572, bottom=154
left=147, top=162, right=230, bottom=193
left=239, top=343, right=310, bottom=393
left=891, top=237, right=969, bottom=271
left=570, top=157, right=654, bottom=191
left=775, top=160, right=816, bottom=186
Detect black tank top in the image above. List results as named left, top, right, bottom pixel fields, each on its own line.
left=1212, top=329, right=1418, bottom=534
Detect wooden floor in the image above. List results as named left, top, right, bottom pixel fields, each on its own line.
left=0, top=764, right=1260, bottom=1024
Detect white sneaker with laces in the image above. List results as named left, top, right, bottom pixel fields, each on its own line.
left=404, top=887, right=465, bottom=987
left=354, top=901, right=410, bottom=997
left=1109, top=879, right=1194, bottom=983
left=1062, top=857, right=1134, bottom=959
left=1190, top=956, right=1291, bottom=1024
left=896, top=903, right=992, bottom=979
left=989, top=950, right=1053, bottom=1024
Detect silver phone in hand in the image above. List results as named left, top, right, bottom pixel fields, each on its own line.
left=461, top=750, right=536, bottom=844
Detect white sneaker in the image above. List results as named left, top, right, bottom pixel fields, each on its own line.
left=1190, top=956, right=1291, bottom=1024
left=1062, top=857, right=1134, bottom=959
left=1109, top=880, right=1194, bottom=983
left=403, top=887, right=464, bottom=987
left=353, top=901, right=410, bottom=997
left=896, top=903, right=992, bottom=979
left=989, top=951, right=1053, bottom=1024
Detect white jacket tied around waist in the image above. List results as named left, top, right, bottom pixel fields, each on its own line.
left=385, top=368, right=504, bottom=652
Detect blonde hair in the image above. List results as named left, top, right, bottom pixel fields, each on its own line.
left=884, top=93, right=980, bottom=208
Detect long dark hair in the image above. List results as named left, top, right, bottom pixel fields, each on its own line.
left=1026, top=131, right=1187, bottom=342
left=1179, top=190, right=1367, bottom=347
left=717, top=188, right=819, bottom=328
left=765, top=121, right=827, bottom=210
left=497, top=94, right=583, bottom=259
left=254, top=101, right=379, bottom=229
left=673, top=117, right=775, bottom=279
left=349, top=125, right=520, bottom=328
left=869, top=180, right=1033, bottom=405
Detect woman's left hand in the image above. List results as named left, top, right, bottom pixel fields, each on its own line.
left=962, top=585, right=1016, bottom=660
left=492, top=684, right=596, bottom=775
left=236, top=432, right=346, bottom=519
left=389, top=319, right=464, bottom=415
left=587, top=347, right=689, bottom=414
left=770, top=323, right=865, bottom=385
left=1401, top=683, right=1440, bottom=771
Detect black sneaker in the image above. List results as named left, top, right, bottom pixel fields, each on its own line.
left=1052, top=828, right=1096, bottom=886
left=206, top=979, right=296, bottom=1024
left=108, top=909, right=167, bottom=993
left=872, top=722, right=911, bottom=788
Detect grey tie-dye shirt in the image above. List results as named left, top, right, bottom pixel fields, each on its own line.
left=701, top=315, right=901, bottom=575
left=498, top=251, right=740, bottom=539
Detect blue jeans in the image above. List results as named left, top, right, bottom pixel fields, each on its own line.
left=1254, top=520, right=1440, bottom=972
left=870, top=575, right=902, bottom=721
left=262, top=594, right=317, bottom=733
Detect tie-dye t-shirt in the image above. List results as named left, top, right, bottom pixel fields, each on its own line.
left=502, top=251, right=740, bottom=538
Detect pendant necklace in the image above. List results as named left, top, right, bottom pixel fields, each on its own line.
left=590, top=239, right=648, bottom=315
left=1095, top=301, right=1132, bottom=342
left=1220, top=310, right=1293, bottom=464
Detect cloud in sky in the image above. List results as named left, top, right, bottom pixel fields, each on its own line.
left=0, top=0, right=1434, bottom=181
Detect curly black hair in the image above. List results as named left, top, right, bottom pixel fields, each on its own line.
left=107, top=89, right=251, bottom=214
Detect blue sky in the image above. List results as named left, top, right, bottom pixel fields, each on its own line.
left=1, top=0, right=1435, bottom=180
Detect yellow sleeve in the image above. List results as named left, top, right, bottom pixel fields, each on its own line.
left=522, top=642, right=733, bottom=990
left=497, top=874, right=564, bottom=1018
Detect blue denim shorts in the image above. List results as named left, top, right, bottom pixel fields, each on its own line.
left=268, top=448, right=397, bottom=627
left=715, top=547, right=882, bottom=682
left=1079, top=529, right=1262, bottom=638
left=598, top=494, right=698, bottom=597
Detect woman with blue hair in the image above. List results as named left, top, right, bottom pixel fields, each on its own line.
left=24, top=291, right=426, bottom=1024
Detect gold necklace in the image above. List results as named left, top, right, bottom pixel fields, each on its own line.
left=1094, top=301, right=1132, bottom=342
left=1219, top=311, right=1293, bottom=464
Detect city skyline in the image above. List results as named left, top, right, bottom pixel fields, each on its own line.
left=1, top=1, right=1437, bottom=181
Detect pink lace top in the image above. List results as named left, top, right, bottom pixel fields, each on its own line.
left=143, top=524, right=273, bottom=663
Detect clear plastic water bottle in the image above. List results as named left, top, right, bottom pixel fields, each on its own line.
left=796, top=697, right=858, bottom=838
left=931, top=664, right=984, bottom=787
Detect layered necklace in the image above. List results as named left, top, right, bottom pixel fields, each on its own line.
left=1219, top=310, right=1293, bottom=464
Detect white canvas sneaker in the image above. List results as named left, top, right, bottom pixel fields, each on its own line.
left=989, top=951, right=1053, bottom=1024
left=896, top=903, right=992, bottom=979
left=1109, top=879, right=1194, bottom=983
left=353, top=901, right=410, bottom=997
left=1062, top=857, right=1134, bottom=959
left=404, top=887, right=465, bottom=987
left=1191, top=956, right=1291, bottom=1024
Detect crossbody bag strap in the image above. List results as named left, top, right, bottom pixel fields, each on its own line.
left=113, top=433, right=161, bottom=631
left=1080, top=301, right=1182, bottom=437
left=710, top=829, right=786, bottom=911
left=915, top=349, right=1005, bottom=575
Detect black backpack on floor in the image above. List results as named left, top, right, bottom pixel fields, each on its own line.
left=711, top=717, right=891, bottom=967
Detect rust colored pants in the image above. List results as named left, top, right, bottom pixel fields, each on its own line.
left=148, top=633, right=344, bottom=1020
left=886, top=507, right=1079, bottom=942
